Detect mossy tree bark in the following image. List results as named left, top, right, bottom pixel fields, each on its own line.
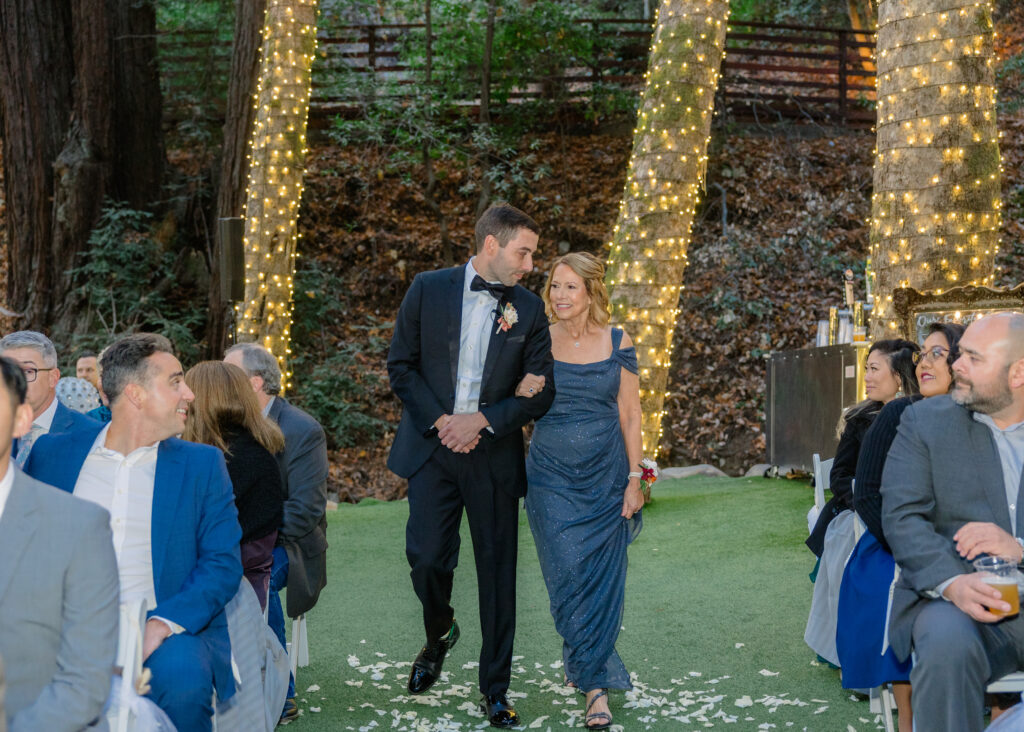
left=869, top=0, right=1001, bottom=337
left=604, top=0, right=730, bottom=457
left=237, top=0, right=318, bottom=387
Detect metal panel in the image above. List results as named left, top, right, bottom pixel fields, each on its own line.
left=766, top=345, right=864, bottom=472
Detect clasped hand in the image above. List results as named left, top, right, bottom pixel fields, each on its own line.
left=435, top=413, right=487, bottom=453
left=515, top=373, right=545, bottom=398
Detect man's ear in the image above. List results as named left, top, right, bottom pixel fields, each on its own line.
left=12, top=402, right=34, bottom=439
left=123, top=382, right=145, bottom=409
left=47, top=367, right=61, bottom=390
left=1009, top=358, right=1024, bottom=390
left=484, top=234, right=500, bottom=256
left=250, top=375, right=265, bottom=395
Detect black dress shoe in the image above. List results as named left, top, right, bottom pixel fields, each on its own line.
left=407, top=620, right=460, bottom=694
left=481, top=693, right=521, bottom=728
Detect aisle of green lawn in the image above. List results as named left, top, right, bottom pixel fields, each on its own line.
left=283, top=476, right=882, bottom=731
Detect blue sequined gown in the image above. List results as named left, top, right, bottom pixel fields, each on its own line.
left=525, top=327, right=642, bottom=691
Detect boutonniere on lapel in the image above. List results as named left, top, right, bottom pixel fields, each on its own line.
left=496, top=300, right=518, bottom=334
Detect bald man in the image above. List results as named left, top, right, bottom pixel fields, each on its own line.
left=882, top=311, right=1024, bottom=731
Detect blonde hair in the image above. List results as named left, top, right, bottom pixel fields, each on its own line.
left=543, top=252, right=610, bottom=327
left=183, top=361, right=285, bottom=456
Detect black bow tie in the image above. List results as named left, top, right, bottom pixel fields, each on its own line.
left=470, top=274, right=506, bottom=300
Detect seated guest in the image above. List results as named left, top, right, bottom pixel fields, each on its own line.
left=0, top=331, right=98, bottom=466
left=805, top=338, right=919, bottom=666
left=184, top=361, right=286, bottom=610
left=76, top=351, right=100, bottom=390
left=837, top=322, right=964, bottom=731
left=224, top=342, right=328, bottom=722
left=24, top=334, right=243, bottom=732
left=883, top=312, right=1024, bottom=732
left=0, top=355, right=119, bottom=731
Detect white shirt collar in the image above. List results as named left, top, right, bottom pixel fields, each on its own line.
left=465, top=258, right=501, bottom=293
left=0, top=460, right=14, bottom=522
left=34, top=395, right=59, bottom=431
left=90, top=423, right=160, bottom=462
left=973, top=412, right=1024, bottom=433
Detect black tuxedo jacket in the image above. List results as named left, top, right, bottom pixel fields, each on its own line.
left=387, top=264, right=555, bottom=496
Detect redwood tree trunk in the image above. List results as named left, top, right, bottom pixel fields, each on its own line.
left=0, top=0, right=164, bottom=333
left=604, top=0, right=730, bottom=458
left=209, top=0, right=268, bottom=356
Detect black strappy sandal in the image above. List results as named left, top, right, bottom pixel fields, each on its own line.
left=584, top=689, right=612, bottom=730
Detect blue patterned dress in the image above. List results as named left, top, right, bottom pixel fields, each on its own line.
left=525, top=327, right=642, bottom=691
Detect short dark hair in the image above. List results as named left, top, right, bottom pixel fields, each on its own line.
left=474, top=203, right=540, bottom=252
left=101, top=333, right=175, bottom=404
left=0, top=356, right=27, bottom=409
left=925, top=321, right=966, bottom=370
left=77, top=350, right=97, bottom=360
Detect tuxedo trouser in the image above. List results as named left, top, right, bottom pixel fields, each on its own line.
left=406, top=446, right=520, bottom=697
left=910, top=600, right=1024, bottom=732
left=146, top=633, right=215, bottom=732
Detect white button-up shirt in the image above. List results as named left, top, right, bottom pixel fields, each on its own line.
left=73, top=424, right=161, bottom=609
left=34, top=396, right=58, bottom=432
left=454, top=259, right=499, bottom=415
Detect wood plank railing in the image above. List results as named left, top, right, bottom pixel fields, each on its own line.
left=158, top=19, right=876, bottom=129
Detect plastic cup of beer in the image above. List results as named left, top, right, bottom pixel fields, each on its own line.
left=972, top=556, right=1020, bottom=618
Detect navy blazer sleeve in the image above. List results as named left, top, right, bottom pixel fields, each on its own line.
left=388, top=273, right=449, bottom=435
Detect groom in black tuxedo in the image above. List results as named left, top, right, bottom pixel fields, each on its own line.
left=387, top=204, right=555, bottom=727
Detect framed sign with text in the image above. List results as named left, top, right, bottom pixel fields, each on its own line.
left=891, top=285, right=1024, bottom=344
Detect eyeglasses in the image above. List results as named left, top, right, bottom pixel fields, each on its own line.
left=912, top=346, right=950, bottom=366
left=21, top=366, right=55, bottom=383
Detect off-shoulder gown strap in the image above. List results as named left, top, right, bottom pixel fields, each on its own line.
left=610, top=327, right=638, bottom=374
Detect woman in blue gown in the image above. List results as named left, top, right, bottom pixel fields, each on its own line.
left=516, top=252, right=644, bottom=730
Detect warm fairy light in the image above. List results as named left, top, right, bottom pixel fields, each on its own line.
left=868, top=0, right=1001, bottom=335
left=238, top=0, right=318, bottom=389
left=604, top=0, right=730, bottom=455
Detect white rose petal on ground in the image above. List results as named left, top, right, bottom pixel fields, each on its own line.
left=528, top=716, right=549, bottom=728
left=758, top=669, right=780, bottom=677
left=306, top=684, right=320, bottom=692
left=735, top=696, right=754, bottom=708
left=735, top=643, right=745, bottom=649
left=348, top=654, right=361, bottom=667
left=309, top=707, right=321, bottom=713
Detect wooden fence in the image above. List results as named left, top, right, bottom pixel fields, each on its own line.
left=158, top=18, right=876, bottom=129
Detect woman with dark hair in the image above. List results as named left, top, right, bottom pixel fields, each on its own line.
left=836, top=321, right=965, bottom=732
left=183, top=361, right=286, bottom=610
left=805, top=338, right=919, bottom=667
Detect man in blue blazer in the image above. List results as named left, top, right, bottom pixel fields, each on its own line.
left=0, top=331, right=98, bottom=466
left=25, top=333, right=242, bottom=732
left=388, top=204, right=555, bottom=728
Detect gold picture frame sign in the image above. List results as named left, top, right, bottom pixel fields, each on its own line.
left=891, top=285, right=1024, bottom=344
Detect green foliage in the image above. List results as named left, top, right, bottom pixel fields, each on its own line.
left=288, top=261, right=392, bottom=449
left=66, top=203, right=204, bottom=362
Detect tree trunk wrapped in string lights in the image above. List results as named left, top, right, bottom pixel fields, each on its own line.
left=237, top=0, right=318, bottom=387
left=868, top=0, right=1001, bottom=337
left=604, top=0, right=730, bottom=456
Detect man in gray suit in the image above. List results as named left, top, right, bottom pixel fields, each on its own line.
left=0, top=356, right=119, bottom=731
left=883, top=311, right=1024, bottom=731
left=224, top=342, right=328, bottom=720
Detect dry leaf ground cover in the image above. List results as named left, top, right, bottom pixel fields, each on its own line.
left=281, top=476, right=889, bottom=731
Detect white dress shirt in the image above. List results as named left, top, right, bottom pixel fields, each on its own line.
left=454, top=258, right=499, bottom=415
left=0, top=461, right=14, bottom=524
left=73, top=425, right=179, bottom=632
left=34, top=395, right=58, bottom=432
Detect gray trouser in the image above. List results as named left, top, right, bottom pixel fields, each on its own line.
left=911, top=600, right=1024, bottom=732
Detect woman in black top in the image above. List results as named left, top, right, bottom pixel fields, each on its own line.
left=836, top=322, right=964, bottom=732
left=184, top=361, right=286, bottom=610
left=806, top=338, right=920, bottom=556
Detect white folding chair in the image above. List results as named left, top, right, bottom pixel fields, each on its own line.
left=809, top=454, right=833, bottom=532
left=289, top=614, right=309, bottom=678
left=875, top=672, right=1024, bottom=731
left=109, top=599, right=148, bottom=732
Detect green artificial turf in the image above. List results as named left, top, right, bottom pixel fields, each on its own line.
left=281, top=477, right=884, bottom=730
